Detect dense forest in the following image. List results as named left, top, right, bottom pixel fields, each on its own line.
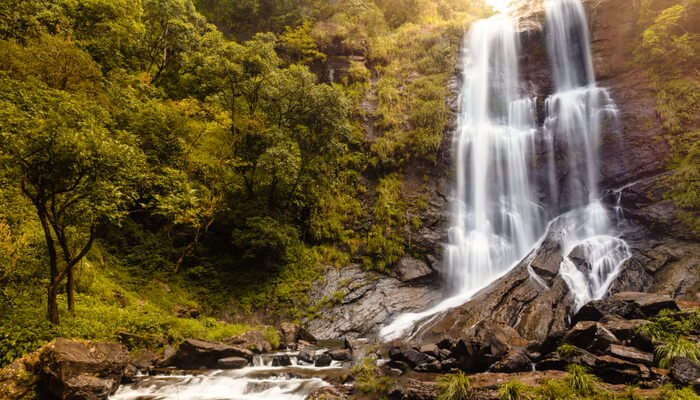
left=0, top=0, right=699, bottom=399
left=0, top=0, right=492, bottom=364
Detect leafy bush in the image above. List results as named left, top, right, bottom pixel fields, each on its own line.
left=557, top=343, right=578, bottom=358
left=437, top=371, right=474, bottom=400
left=638, top=309, right=700, bottom=342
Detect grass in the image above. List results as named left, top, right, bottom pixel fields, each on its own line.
left=437, top=371, right=474, bottom=400
left=499, top=380, right=532, bottom=400
left=352, top=356, right=392, bottom=394
left=655, top=337, right=700, bottom=369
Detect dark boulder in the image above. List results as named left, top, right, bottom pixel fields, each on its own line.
left=298, top=349, right=316, bottom=364
left=38, top=338, right=129, bottom=400
left=217, top=357, right=248, bottom=369
left=563, top=321, right=620, bottom=354
left=489, top=348, right=532, bottom=373
left=272, top=354, right=292, bottom=367
left=171, top=339, right=253, bottom=369
left=670, top=356, right=700, bottom=385
left=315, top=353, right=332, bottom=367
left=329, top=349, right=352, bottom=361
left=595, top=355, right=647, bottom=384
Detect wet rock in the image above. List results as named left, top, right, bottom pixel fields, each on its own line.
left=630, top=330, right=656, bottom=353
left=38, top=338, right=129, bottom=400
left=217, top=357, right=248, bottom=369
left=394, top=257, right=434, bottom=283
left=171, top=339, right=253, bottom=369
left=315, top=353, right=332, bottom=367
left=272, top=354, right=292, bottom=367
left=329, top=349, right=352, bottom=361
left=670, top=356, right=700, bottom=385
left=304, top=266, right=440, bottom=340
left=298, top=349, right=316, bottom=364
left=393, top=349, right=434, bottom=368
left=414, top=359, right=442, bottom=373
left=530, top=239, right=563, bottom=284
left=607, top=344, right=654, bottom=366
left=489, top=348, right=532, bottom=373
left=563, top=321, right=620, bottom=354
left=224, top=330, right=273, bottom=353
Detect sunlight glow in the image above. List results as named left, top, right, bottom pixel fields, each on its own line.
left=486, top=0, right=511, bottom=12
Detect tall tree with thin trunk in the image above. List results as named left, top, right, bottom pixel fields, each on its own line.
left=0, top=76, right=143, bottom=324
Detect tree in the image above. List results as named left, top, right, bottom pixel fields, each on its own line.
left=0, top=76, right=143, bottom=324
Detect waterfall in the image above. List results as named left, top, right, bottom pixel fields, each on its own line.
left=446, top=15, right=543, bottom=295
left=381, top=0, right=630, bottom=340
left=543, top=0, right=630, bottom=310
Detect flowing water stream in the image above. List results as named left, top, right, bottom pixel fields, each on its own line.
left=381, top=0, right=630, bottom=340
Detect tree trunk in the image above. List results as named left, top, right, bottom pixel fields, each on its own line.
left=67, top=268, right=74, bottom=312
left=48, top=285, right=59, bottom=325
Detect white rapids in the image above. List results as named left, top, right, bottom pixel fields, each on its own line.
left=110, top=353, right=342, bottom=400
left=381, top=0, right=630, bottom=341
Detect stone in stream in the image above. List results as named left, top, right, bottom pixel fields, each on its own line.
left=171, top=339, right=253, bottom=369
left=217, top=357, right=248, bottom=369
left=329, top=349, right=352, bottom=361
left=271, top=354, right=292, bottom=367
left=315, top=353, right=332, bottom=367
left=298, top=348, right=316, bottom=364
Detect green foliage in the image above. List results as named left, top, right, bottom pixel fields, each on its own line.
left=437, top=371, right=474, bottom=400
left=364, top=174, right=406, bottom=271
left=499, top=380, right=533, bottom=400
left=278, top=21, right=325, bottom=65
left=637, top=309, right=700, bottom=341
left=558, top=343, right=578, bottom=358
left=658, top=385, right=700, bottom=400
left=655, top=337, right=700, bottom=368
left=565, top=365, right=599, bottom=397
left=635, top=0, right=700, bottom=235
left=352, top=356, right=392, bottom=394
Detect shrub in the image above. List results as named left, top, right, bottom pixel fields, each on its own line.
left=557, top=343, right=578, bottom=358
left=657, top=385, right=700, bottom=400
left=437, top=371, right=474, bottom=400
left=655, top=337, right=700, bottom=369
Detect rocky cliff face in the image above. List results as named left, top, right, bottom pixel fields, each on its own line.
left=409, top=0, right=699, bottom=344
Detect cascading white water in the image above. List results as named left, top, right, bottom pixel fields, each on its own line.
left=110, top=354, right=342, bottom=400
left=381, top=15, right=545, bottom=340
left=447, top=14, right=543, bottom=296
left=381, top=0, right=631, bottom=340
left=542, top=0, right=630, bottom=310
